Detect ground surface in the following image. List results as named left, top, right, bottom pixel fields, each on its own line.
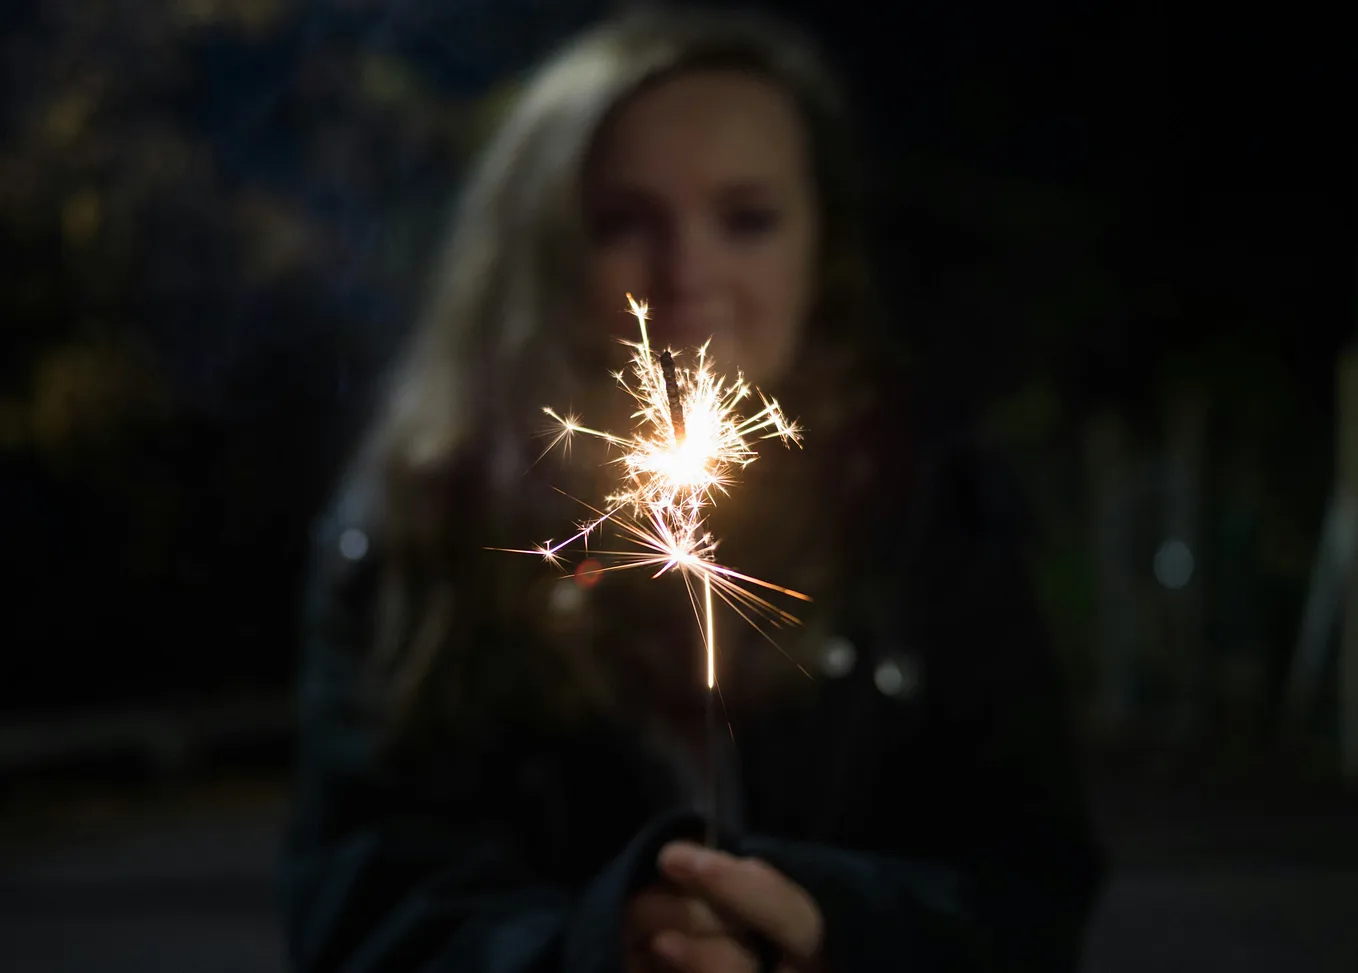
left=2, top=763, right=1356, bottom=972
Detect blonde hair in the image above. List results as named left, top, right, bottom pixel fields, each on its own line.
left=349, top=6, right=876, bottom=745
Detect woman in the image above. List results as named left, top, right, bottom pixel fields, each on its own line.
left=286, top=8, right=1101, bottom=972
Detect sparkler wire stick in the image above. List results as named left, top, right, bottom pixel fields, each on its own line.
left=703, top=573, right=718, bottom=848
left=660, top=350, right=686, bottom=442
left=498, top=294, right=808, bottom=848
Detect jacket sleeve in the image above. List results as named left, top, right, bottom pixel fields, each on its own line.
left=747, top=439, right=1103, bottom=972
left=282, top=485, right=704, bottom=973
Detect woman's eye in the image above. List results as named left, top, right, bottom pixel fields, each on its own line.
left=724, top=207, right=780, bottom=238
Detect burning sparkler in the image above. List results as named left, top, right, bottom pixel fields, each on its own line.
left=500, top=294, right=808, bottom=843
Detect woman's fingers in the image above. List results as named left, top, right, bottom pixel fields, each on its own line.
left=652, top=930, right=759, bottom=973
left=657, top=842, right=824, bottom=963
left=625, top=883, right=730, bottom=947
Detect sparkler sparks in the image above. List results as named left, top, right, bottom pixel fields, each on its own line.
left=501, top=293, right=810, bottom=672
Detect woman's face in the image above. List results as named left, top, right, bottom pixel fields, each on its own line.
left=583, top=69, right=818, bottom=387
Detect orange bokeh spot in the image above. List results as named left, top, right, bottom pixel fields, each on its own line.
left=574, top=558, right=604, bottom=588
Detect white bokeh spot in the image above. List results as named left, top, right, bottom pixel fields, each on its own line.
left=339, top=527, right=369, bottom=562
left=1153, top=539, right=1194, bottom=589
left=819, top=636, right=857, bottom=678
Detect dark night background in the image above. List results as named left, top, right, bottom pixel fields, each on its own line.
left=1, top=2, right=1354, bottom=970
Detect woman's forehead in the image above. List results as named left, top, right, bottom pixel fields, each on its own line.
left=588, top=70, right=807, bottom=189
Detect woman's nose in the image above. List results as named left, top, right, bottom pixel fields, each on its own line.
left=655, top=220, right=717, bottom=303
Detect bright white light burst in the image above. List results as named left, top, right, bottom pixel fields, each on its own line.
left=497, top=295, right=810, bottom=685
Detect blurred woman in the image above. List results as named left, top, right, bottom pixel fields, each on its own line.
left=286, top=8, right=1100, bottom=972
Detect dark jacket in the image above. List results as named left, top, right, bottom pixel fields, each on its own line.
left=284, top=414, right=1102, bottom=972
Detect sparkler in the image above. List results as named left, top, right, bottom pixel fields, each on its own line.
left=501, top=294, right=808, bottom=844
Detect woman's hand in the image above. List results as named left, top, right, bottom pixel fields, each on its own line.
left=624, top=883, right=758, bottom=973
left=651, top=841, right=827, bottom=973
